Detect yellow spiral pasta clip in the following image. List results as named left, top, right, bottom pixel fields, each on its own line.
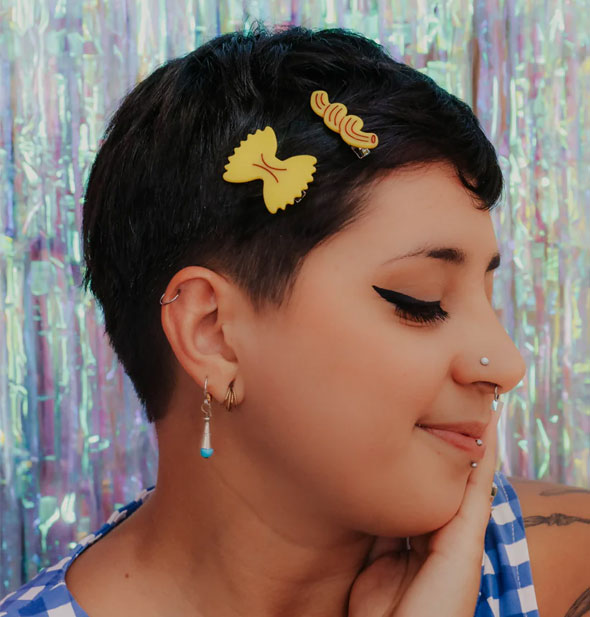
left=310, top=90, right=378, bottom=157
left=223, top=126, right=317, bottom=214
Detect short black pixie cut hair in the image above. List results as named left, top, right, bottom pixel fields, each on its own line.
left=82, top=24, right=503, bottom=424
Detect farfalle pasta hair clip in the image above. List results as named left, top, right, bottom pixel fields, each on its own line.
left=222, top=126, right=317, bottom=214
left=310, top=90, right=378, bottom=158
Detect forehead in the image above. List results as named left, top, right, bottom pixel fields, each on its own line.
left=354, top=163, right=498, bottom=256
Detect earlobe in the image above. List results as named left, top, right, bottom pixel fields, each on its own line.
left=160, top=266, right=239, bottom=404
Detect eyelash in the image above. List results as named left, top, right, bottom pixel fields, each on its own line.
left=372, top=285, right=449, bottom=325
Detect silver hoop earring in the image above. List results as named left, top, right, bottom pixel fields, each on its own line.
left=160, top=289, right=180, bottom=305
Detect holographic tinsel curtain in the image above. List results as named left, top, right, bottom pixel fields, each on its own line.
left=1, top=0, right=589, bottom=594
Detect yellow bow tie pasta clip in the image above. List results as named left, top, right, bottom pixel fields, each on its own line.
left=310, top=90, right=378, bottom=158
left=222, top=126, right=317, bottom=214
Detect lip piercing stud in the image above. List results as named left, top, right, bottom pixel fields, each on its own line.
left=475, top=438, right=483, bottom=446
left=470, top=462, right=478, bottom=468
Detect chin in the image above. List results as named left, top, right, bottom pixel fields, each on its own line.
left=424, top=492, right=466, bottom=532
left=413, top=507, right=461, bottom=536
left=408, top=479, right=468, bottom=536
left=360, top=491, right=465, bottom=539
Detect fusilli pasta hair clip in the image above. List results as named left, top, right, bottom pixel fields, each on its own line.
left=310, top=90, right=378, bottom=158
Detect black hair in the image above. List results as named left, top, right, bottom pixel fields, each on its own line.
left=81, top=24, right=504, bottom=423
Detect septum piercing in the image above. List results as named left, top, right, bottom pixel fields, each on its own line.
left=471, top=357, right=495, bottom=468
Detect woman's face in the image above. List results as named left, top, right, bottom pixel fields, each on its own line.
left=229, top=161, right=527, bottom=538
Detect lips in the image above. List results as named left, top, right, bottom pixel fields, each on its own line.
left=417, top=424, right=487, bottom=460
left=416, top=421, right=489, bottom=439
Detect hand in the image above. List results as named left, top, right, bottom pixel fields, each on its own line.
left=348, top=410, right=501, bottom=617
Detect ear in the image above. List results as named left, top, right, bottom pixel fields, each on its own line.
left=160, top=266, right=241, bottom=405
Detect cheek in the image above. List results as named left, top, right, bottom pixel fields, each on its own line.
left=238, top=302, right=464, bottom=535
left=245, top=298, right=417, bottom=453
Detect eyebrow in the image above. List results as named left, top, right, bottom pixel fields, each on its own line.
left=383, top=245, right=501, bottom=272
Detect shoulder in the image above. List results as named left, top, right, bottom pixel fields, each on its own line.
left=507, top=475, right=590, bottom=617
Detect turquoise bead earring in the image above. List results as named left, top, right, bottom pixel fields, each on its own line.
left=201, top=377, right=214, bottom=458
left=199, top=377, right=236, bottom=458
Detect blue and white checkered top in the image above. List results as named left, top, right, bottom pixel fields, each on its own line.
left=475, top=471, right=540, bottom=617
left=0, top=471, right=539, bottom=616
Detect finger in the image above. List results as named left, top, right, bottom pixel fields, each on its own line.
left=456, top=406, right=502, bottom=527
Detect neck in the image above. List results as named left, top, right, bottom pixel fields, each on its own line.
left=123, top=410, right=377, bottom=617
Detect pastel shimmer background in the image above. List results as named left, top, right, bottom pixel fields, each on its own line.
left=1, top=0, right=589, bottom=593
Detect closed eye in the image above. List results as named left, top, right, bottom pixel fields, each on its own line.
left=372, top=285, right=449, bottom=325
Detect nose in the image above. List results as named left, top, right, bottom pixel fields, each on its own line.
left=454, top=303, right=527, bottom=394
left=487, top=324, right=527, bottom=394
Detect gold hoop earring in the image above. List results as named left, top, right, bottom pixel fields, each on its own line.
left=224, top=380, right=237, bottom=412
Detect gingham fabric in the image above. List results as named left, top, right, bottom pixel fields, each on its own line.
left=0, top=472, right=539, bottom=617
left=475, top=471, right=540, bottom=617
left=0, top=485, right=156, bottom=617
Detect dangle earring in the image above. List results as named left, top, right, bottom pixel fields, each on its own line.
left=200, top=377, right=214, bottom=458
left=200, top=378, right=238, bottom=457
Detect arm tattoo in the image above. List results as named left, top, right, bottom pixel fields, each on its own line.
left=564, top=587, right=590, bottom=617
left=539, top=487, right=590, bottom=496
left=523, top=513, right=590, bottom=528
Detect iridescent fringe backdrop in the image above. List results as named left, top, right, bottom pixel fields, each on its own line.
left=0, top=0, right=589, bottom=593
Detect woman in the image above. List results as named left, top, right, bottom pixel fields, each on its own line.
left=2, top=24, right=587, bottom=617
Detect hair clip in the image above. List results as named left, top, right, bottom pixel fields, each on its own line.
left=310, top=90, right=378, bottom=159
left=222, top=126, right=317, bottom=214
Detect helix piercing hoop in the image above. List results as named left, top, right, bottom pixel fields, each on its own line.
left=160, top=289, right=181, bottom=305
